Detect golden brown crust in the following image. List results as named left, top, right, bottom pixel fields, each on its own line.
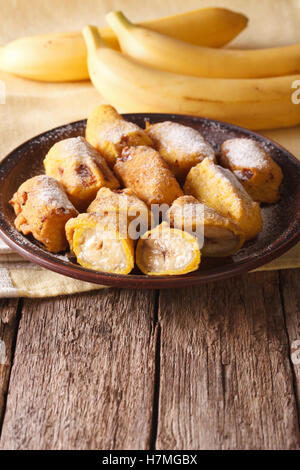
left=87, top=187, right=153, bottom=235
left=43, top=136, right=119, bottom=212
left=10, top=175, right=78, bottom=252
left=85, top=104, right=153, bottom=168
left=184, top=158, right=262, bottom=240
left=114, top=145, right=183, bottom=207
left=219, top=138, right=283, bottom=203
left=146, top=121, right=215, bottom=182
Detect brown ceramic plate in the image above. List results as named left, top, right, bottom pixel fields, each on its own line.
left=0, top=113, right=300, bottom=289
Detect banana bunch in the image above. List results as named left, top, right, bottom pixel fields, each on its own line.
left=82, top=25, right=300, bottom=130
left=107, top=11, right=300, bottom=79
left=0, top=8, right=247, bottom=82
left=2, top=6, right=299, bottom=130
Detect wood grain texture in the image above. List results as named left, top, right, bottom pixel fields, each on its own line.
left=279, top=269, right=300, bottom=414
left=0, top=299, right=20, bottom=428
left=0, top=289, right=157, bottom=450
left=157, top=271, right=300, bottom=450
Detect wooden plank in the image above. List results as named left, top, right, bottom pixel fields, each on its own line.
left=0, top=289, right=157, bottom=450
left=157, top=271, right=300, bottom=450
left=279, top=269, right=300, bottom=414
left=0, top=299, right=20, bottom=429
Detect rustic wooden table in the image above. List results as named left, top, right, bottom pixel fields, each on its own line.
left=0, top=269, right=299, bottom=450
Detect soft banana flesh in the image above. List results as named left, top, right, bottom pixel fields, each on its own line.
left=166, top=195, right=245, bottom=257
left=107, top=11, right=300, bottom=79
left=65, top=213, right=134, bottom=274
left=0, top=8, right=247, bottom=82
left=82, top=26, right=300, bottom=130
left=136, top=222, right=200, bottom=276
left=203, top=225, right=242, bottom=257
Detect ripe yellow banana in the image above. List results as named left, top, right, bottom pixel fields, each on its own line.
left=0, top=32, right=89, bottom=82
left=82, top=25, right=300, bottom=131
left=0, top=8, right=247, bottom=82
left=107, top=11, right=300, bottom=79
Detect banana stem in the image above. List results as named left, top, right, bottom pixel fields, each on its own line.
left=82, top=25, right=107, bottom=52
left=106, top=11, right=135, bottom=34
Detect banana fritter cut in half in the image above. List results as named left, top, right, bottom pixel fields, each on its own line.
left=88, top=187, right=153, bottom=238
left=136, top=222, right=200, bottom=276
left=85, top=104, right=153, bottom=167
left=114, top=146, right=183, bottom=207
left=166, top=196, right=245, bottom=257
left=184, top=158, right=262, bottom=240
left=44, top=136, right=119, bottom=212
left=65, top=212, right=134, bottom=274
left=219, top=138, right=283, bottom=203
left=10, top=175, right=78, bottom=253
left=146, top=121, right=215, bottom=182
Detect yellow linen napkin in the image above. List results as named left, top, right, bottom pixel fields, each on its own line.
left=0, top=0, right=299, bottom=297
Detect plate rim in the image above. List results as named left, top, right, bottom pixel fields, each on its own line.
left=0, top=112, right=300, bottom=289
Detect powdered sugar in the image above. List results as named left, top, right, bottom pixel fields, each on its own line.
left=31, top=175, right=75, bottom=211
left=221, top=138, right=269, bottom=170
left=99, top=120, right=144, bottom=144
left=52, top=136, right=102, bottom=165
left=147, top=121, right=215, bottom=159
